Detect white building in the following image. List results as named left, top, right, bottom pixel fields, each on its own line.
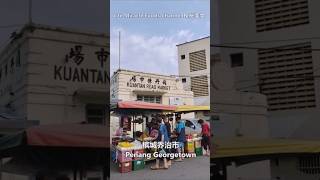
left=0, top=23, right=109, bottom=126
left=213, top=0, right=320, bottom=179
left=0, top=23, right=109, bottom=180
left=211, top=42, right=270, bottom=180
left=211, top=0, right=272, bottom=179
left=177, top=37, right=210, bottom=106
left=110, top=69, right=194, bottom=136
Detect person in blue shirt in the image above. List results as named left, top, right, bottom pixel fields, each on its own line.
left=175, top=116, right=186, bottom=162
left=151, top=117, right=170, bottom=170
left=158, top=119, right=169, bottom=142
left=164, top=116, right=172, bottom=166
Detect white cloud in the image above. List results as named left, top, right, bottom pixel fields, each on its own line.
left=110, top=28, right=196, bottom=75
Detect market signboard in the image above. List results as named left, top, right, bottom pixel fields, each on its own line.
left=54, top=45, right=109, bottom=84
left=126, top=75, right=171, bottom=91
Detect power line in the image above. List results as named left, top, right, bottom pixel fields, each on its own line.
left=0, top=38, right=13, bottom=52
left=212, top=37, right=320, bottom=46
left=231, top=66, right=320, bottom=85
left=236, top=75, right=320, bottom=92
left=174, top=73, right=210, bottom=77
left=212, top=38, right=320, bottom=93
left=0, top=24, right=24, bottom=52
left=236, top=84, right=259, bottom=91
left=211, top=44, right=320, bottom=52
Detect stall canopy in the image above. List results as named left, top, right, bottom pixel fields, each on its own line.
left=0, top=123, right=109, bottom=153
left=175, top=105, right=210, bottom=113
left=112, top=101, right=210, bottom=112
left=212, top=137, right=320, bottom=163
left=26, top=124, right=109, bottom=148
left=117, top=101, right=176, bottom=111
left=0, top=123, right=109, bottom=176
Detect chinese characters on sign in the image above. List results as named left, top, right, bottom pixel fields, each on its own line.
left=65, top=45, right=84, bottom=65
left=54, top=45, right=109, bottom=84
left=95, top=48, right=109, bottom=68
left=64, top=45, right=109, bottom=67
left=142, top=141, right=179, bottom=149
left=127, top=75, right=171, bottom=91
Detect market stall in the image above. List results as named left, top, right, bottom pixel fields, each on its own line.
left=111, top=101, right=175, bottom=172
left=174, top=105, right=211, bottom=122
left=174, top=105, right=210, bottom=158
left=0, top=123, right=109, bottom=180
left=111, top=101, right=176, bottom=138
left=111, top=101, right=208, bottom=173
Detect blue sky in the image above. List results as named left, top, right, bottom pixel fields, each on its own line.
left=110, top=0, right=210, bottom=75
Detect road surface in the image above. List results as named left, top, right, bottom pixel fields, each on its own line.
left=110, top=156, right=210, bottom=180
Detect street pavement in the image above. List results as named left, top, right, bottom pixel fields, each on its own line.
left=110, top=156, right=210, bottom=180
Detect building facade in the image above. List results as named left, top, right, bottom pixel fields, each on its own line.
left=177, top=37, right=210, bottom=106
left=0, top=24, right=109, bottom=180
left=110, top=69, right=194, bottom=135
left=213, top=0, right=320, bottom=179
left=211, top=0, right=272, bottom=179
left=211, top=40, right=270, bottom=180
left=0, top=24, right=109, bottom=127
left=111, top=69, right=193, bottom=106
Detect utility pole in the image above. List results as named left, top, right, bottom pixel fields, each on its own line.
left=28, top=0, right=33, bottom=24
left=119, top=31, right=121, bottom=70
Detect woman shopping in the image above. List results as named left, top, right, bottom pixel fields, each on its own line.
left=198, top=119, right=210, bottom=156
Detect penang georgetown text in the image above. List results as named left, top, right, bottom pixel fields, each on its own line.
left=125, top=152, right=196, bottom=160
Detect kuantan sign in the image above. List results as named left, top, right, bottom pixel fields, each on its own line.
left=54, top=45, right=109, bottom=84
left=126, top=75, right=171, bottom=91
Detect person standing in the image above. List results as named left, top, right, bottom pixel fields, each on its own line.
left=151, top=117, right=170, bottom=170
left=164, top=116, right=172, bottom=166
left=175, top=116, right=186, bottom=162
left=198, top=119, right=210, bottom=156
left=164, top=117, right=171, bottom=139
left=115, top=126, right=123, bottom=136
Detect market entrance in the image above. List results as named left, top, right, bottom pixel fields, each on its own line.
left=137, top=95, right=162, bottom=104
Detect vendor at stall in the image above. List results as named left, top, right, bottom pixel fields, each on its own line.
left=175, top=116, right=186, bottom=162
left=115, top=127, right=124, bottom=136
left=164, top=117, right=171, bottom=139
left=164, top=116, right=172, bottom=167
